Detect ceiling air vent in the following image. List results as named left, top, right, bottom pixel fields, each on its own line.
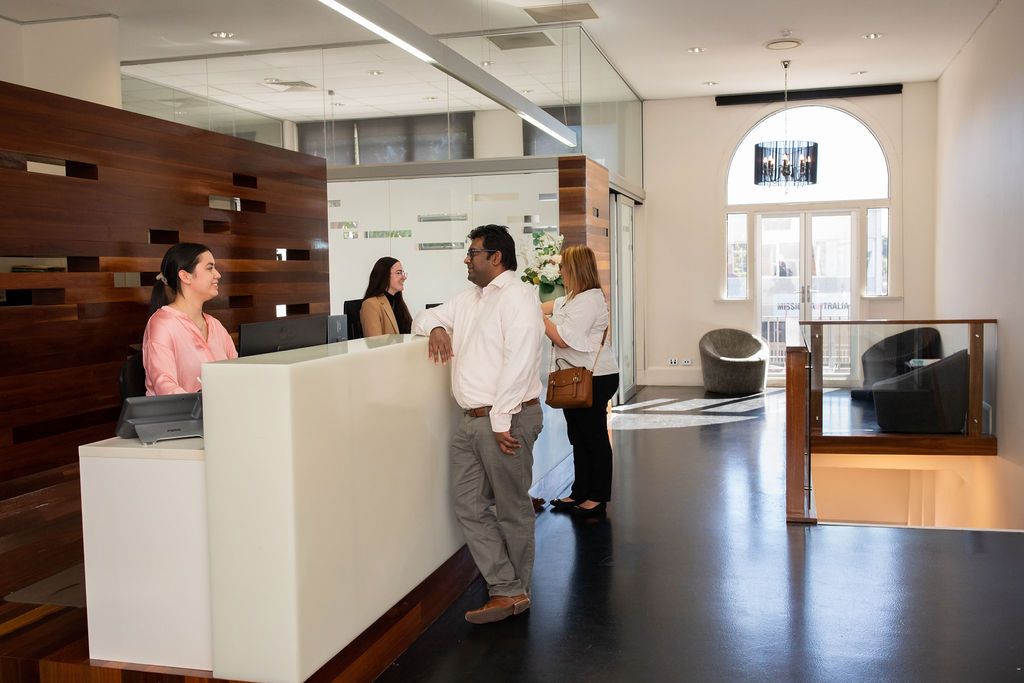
left=485, top=31, right=556, bottom=51
left=261, top=80, right=318, bottom=92
left=524, top=3, right=599, bottom=23
left=158, top=97, right=210, bottom=109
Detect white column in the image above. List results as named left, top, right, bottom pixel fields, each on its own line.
left=282, top=119, right=300, bottom=151
left=473, top=109, right=524, bottom=158
left=21, top=16, right=122, bottom=108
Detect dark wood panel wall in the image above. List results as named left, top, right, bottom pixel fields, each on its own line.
left=0, top=80, right=327, bottom=594
left=558, top=155, right=611, bottom=299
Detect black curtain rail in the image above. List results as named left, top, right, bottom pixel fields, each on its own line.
left=716, top=83, right=903, bottom=106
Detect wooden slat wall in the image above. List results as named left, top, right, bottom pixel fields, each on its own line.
left=558, top=155, right=611, bottom=299
left=0, top=79, right=327, bottom=593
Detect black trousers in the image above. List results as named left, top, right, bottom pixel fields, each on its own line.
left=563, top=373, right=619, bottom=502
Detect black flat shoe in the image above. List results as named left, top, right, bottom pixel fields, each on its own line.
left=570, top=501, right=607, bottom=517
left=549, top=498, right=578, bottom=511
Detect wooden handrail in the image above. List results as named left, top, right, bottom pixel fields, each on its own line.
left=797, top=319, right=997, bottom=326
left=785, top=346, right=816, bottom=524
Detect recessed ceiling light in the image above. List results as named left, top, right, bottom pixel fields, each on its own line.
left=424, top=96, right=438, bottom=101
left=765, top=39, right=802, bottom=50
left=521, top=89, right=533, bottom=94
left=210, top=31, right=235, bottom=39
left=480, top=60, right=494, bottom=67
left=333, top=102, right=345, bottom=107
left=263, top=77, right=281, bottom=84
left=862, top=32, right=883, bottom=40
left=687, top=47, right=706, bottom=54
left=851, top=70, right=869, bottom=75
left=702, top=81, right=719, bottom=86
left=367, top=70, right=383, bottom=76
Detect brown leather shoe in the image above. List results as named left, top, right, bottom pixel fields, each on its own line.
left=531, top=497, right=546, bottom=513
left=465, top=594, right=531, bottom=624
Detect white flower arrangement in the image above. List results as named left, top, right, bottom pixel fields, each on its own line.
left=520, top=231, right=564, bottom=287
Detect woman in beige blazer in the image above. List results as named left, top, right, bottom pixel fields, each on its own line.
left=359, top=256, right=412, bottom=337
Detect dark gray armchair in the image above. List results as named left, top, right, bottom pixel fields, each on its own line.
left=699, top=329, right=769, bottom=395
left=872, top=349, right=969, bottom=433
left=851, top=327, right=943, bottom=401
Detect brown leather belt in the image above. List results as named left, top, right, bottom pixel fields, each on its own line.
left=465, top=398, right=539, bottom=418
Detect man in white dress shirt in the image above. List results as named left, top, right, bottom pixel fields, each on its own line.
left=412, top=224, right=545, bottom=624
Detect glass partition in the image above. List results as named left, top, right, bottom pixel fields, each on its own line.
left=328, top=171, right=559, bottom=318
left=120, top=27, right=639, bottom=182
left=579, top=30, right=642, bottom=184
left=801, top=321, right=996, bottom=438
left=121, top=74, right=284, bottom=147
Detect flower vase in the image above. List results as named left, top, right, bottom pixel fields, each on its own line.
left=538, top=282, right=565, bottom=302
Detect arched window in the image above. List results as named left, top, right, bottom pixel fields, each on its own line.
left=727, top=105, right=889, bottom=205
left=721, top=105, right=896, bottom=379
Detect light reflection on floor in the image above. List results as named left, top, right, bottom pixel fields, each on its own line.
left=608, top=390, right=783, bottom=430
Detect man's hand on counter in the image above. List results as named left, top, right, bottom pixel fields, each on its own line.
left=428, top=327, right=454, bottom=365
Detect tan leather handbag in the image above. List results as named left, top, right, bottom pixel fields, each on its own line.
left=545, top=328, right=608, bottom=409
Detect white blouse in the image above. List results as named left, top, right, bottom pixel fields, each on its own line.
left=550, top=288, right=619, bottom=377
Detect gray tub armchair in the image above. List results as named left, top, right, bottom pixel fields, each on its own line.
left=699, top=329, right=769, bottom=395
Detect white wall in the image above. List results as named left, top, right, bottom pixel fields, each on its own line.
left=21, top=17, right=121, bottom=108
left=640, top=86, right=938, bottom=385
left=935, top=0, right=1024, bottom=529
left=0, top=17, right=23, bottom=85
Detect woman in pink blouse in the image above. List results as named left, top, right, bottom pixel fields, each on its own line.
left=143, top=243, right=237, bottom=395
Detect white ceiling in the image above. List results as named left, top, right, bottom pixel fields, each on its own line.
left=0, top=0, right=1000, bottom=107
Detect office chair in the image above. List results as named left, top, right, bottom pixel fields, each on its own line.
left=342, top=299, right=364, bottom=340
left=119, top=352, right=147, bottom=401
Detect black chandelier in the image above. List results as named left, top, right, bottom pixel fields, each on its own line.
left=754, top=140, right=818, bottom=185
left=754, top=60, right=818, bottom=187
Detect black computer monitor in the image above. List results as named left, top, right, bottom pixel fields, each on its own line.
left=116, top=393, right=203, bottom=444
left=238, top=314, right=328, bottom=357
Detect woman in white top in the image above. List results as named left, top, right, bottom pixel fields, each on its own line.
left=542, top=245, right=619, bottom=516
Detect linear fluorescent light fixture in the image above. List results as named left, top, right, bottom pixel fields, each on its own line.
left=313, top=0, right=577, bottom=147
left=315, top=0, right=435, bottom=63
left=518, top=112, right=575, bottom=147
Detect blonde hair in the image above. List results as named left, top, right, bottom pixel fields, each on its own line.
left=560, top=245, right=602, bottom=300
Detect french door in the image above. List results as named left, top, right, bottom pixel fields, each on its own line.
left=757, top=211, right=856, bottom=379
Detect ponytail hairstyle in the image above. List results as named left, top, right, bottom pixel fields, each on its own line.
left=149, top=242, right=211, bottom=314
left=362, top=256, right=412, bottom=334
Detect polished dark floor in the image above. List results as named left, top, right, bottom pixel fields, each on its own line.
left=379, top=386, right=1024, bottom=682
left=821, top=388, right=880, bottom=435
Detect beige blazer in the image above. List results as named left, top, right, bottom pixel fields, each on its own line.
left=359, top=295, right=400, bottom=337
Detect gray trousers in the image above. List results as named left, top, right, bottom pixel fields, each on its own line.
left=451, top=403, right=543, bottom=597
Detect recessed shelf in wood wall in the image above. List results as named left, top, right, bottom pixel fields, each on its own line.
left=149, top=229, right=179, bottom=244
left=232, top=172, right=258, bottom=188
left=203, top=220, right=231, bottom=234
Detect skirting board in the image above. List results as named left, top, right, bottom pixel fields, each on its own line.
left=640, top=366, right=704, bottom=386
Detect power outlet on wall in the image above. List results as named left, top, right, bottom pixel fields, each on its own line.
left=681, top=359, right=693, bottom=366
left=668, top=357, right=678, bottom=366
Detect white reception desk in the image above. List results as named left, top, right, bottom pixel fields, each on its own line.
left=80, top=335, right=465, bottom=683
